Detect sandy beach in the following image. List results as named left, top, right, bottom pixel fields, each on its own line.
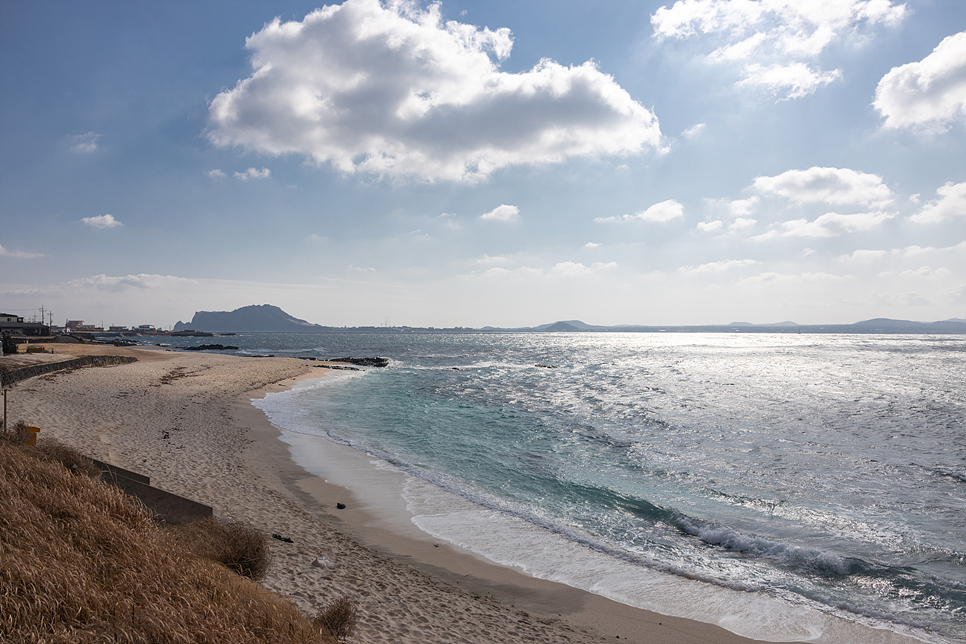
left=4, top=345, right=798, bottom=644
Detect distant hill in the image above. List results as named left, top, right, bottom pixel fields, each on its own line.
left=173, top=305, right=323, bottom=333
left=543, top=321, right=582, bottom=332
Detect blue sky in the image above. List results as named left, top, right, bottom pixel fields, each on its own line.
left=1, top=0, right=964, bottom=328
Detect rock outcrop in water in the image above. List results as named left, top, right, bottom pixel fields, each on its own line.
left=328, top=357, right=389, bottom=368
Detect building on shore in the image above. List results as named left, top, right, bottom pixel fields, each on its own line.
left=0, top=313, right=50, bottom=337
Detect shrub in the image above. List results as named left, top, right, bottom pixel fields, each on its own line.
left=315, top=596, right=358, bottom=641
left=168, top=516, right=272, bottom=581
left=3, top=419, right=30, bottom=446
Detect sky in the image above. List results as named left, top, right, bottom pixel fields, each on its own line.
left=1, top=0, right=965, bottom=329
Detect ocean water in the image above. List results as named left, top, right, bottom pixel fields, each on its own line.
left=166, top=332, right=964, bottom=642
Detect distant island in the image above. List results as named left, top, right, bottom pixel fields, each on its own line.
left=173, top=305, right=324, bottom=333
left=172, top=305, right=966, bottom=335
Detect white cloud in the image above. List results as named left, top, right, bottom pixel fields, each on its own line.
left=680, top=258, right=757, bottom=273
left=596, top=199, right=684, bottom=223
left=737, top=62, right=841, bottom=99
left=68, top=132, right=100, bottom=153
left=207, top=0, right=662, bottom=183
left=475, top=254, right=508, bottom=265
left=909, top=181, right=966, bottom=224
left=652, top=0, right=905, bottom=99
left=682, top=123, right=707, bottom=139
left=583, top=241, right=600, bottom=248
left=728, top=196, right=759, bottom=217
left=729, top=217, right=756, bottom=232
left=756, top=211, right=895, bottom=239
left=72, top=273, right=196, bottom=292
left=347, top=265, right=376, bottom=273
left=480, top=204, right=520, bottom=222
left=895, top=241, right=966, bottom=258
left=874, top=30, right=966, bottom=131
left=207, top=169, right=227, bottom=178
left=845, top=249, right=887, bottom=261
left=753, top=167, right=893, bottom=207
left=0, top=244, right=43, bottom=259
left=81, top=214, right=123, bottom=229
left=551, top=261, right=617, bottom=276
left=234, top=167, right=271, bottom=181
left=697, top=220, right=723, bottom=232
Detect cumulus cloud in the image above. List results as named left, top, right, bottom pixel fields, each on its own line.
left=596, top=199, right=684, bottom=223
left=68, top=132, right=100, bottom=153
left=679, top=258, right=757, bottom=273
left=697, top=220, right=723, bottom=232
left=480, top=204, right=520, bottom=222
left=652, top=0, right=905, bottom=99
left=207, top=169, right=227, bottom=178
left=234, top=167, right=271, bottom=181
left=909, top=181, right=966, bottom=224
left=207, top=0, right=662, bottom=182
left=583, top=241, right=601, bottom=248
left=754, top=167, right=893, bottom=207
left=728, top=196, right=759, bottom=216
left=729, top=217, right=757, bottom=232
left=874, top=31, right=966, bottom=131
left=0, top=244, right=43, bottom=259
left=81, top=214, right=123, bottom=229
left=737, top=62, right=841, bottom=99
left=755, top=211, right=895, bottom=239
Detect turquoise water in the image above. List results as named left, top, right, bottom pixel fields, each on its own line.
left=162, top=332, right=965, bottom=642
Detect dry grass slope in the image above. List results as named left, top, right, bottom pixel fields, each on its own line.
left=0, top=439, right=341, bottom=644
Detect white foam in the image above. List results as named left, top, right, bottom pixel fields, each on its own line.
left=270, top=426, right=939, bottom=644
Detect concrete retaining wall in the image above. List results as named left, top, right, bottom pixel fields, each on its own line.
left=0, top=355, right=138, bottom=388
left=92, top=458, right=213, bottom=525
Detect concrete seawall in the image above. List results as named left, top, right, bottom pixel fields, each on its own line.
left=0, top=355, right=138, bottom=388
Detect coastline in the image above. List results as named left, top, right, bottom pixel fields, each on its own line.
left=4, top=345, right=924, bottom=643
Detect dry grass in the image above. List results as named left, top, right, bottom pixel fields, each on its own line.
left=168, top=517, right=272, bottom=581
left=315, top=596, right=359, bottom=642
left=5, top=419, right=30, bottom=445
left=0, top=440, right=341, bottom=644
left=35, top=437, right=104, bottom=478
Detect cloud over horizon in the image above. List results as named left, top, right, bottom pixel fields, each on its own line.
left=207, top=0, right=662, bottom=182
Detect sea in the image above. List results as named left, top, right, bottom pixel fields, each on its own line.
left=150, top=332, right=965, bottom=642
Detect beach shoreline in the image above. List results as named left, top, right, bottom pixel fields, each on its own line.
left=4, top=344, right=924, bottom=644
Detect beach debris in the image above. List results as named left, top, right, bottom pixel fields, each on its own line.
left=272, top=533, right=293, bottom=543
left=312, top=556, right=338, bottom=570
left=336, top=502, right=346, bottom=510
